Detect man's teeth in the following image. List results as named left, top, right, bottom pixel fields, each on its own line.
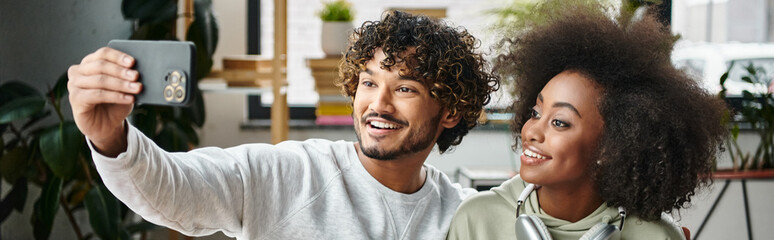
left=523, top=149, right=548, bottom=159
left=370, top=121, right=399, bottom=129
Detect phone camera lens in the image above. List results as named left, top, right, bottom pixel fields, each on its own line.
left=169, top=71, right=181, bottom=86
left=164, top=85, right=175, bottom=101
left=174, top=86, right=185, bottom=102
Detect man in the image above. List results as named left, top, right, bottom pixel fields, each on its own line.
left=68, top=11, right=498, bottom=239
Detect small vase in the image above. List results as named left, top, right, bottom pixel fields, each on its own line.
left=321, top=21, right=354, bottom=56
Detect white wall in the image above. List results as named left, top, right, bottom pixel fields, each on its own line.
left=672, top=0, right=728, bottom=42
left=672, top=0, right=772, bottom=43
left=726, top=0, right=767, bottom=42
left=210, top=0, right=248, bottom=71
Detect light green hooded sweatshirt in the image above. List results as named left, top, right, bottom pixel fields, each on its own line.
left=447, top=175, right=686, bottom=240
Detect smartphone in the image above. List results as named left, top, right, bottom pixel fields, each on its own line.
left=107, top=40, right=196, bottom=106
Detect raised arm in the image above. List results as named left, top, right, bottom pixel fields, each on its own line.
left=68, top=47, right=140, bottom=157
left=88, top=125, right=248, bottom=237
left=68, top=47, right=250, bottom=236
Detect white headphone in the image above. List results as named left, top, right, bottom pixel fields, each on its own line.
left=514, top=184, right=626, bottom=240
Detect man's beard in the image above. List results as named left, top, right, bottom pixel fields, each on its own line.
left=354, top=112, right=442, bottom=160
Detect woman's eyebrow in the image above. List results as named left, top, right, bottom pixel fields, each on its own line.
left=552, top=102, right=581, bottom=118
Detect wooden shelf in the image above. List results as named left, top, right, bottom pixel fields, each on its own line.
left=199, top=0, right=289, bottom=144
left=307, top=57, right=342, bottom=92
left=208, top=70, right=287, bottom=87
left=713, top=169, right=774, bottom=179
left=198, top=78, right=273, bottom=94
left=388, top=8, right=447, bottom=18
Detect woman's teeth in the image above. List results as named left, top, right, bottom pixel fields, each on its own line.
left=523, top=149, right=548, bottom=159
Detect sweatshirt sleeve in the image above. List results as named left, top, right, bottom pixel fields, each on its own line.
left=89, top=123, right=311, bottom=238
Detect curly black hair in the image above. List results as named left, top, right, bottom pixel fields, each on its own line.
left=497, top=3, right=728, bottom=221
left=338, top=10, right=499, bottom=153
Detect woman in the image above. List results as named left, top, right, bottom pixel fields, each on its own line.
left=448, top=2, right=727, bottom=240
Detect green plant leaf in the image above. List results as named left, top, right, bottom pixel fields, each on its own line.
left=183, top=89, right=206, bottom=128
left=745, top=64, right=757, bottom=76
left=84, top=185, right=122, bottom=240
left=0, top=178, right=28, bottom=222
left=319, top=0, right=354, bottom=22
left=177, top=117, right=200, bottom=145
left=719, top=72, right=729, bottom=86
left=39, top=122, right=85, bottom=179
left=0, top=96, right=46, bottom=124
left=132, top=105, right=158, bottom=137
left=154, top=121, right=190, bottom=152
left=50, top=72, right=69, bottom=101
left=21, top=110, right=52, bottom=131
left=187, top=0, right=219, bottom=79
left=130, top=20, right=177, bottom=41
left=742, top=90, right=755, bottom=101
left=0, top=146, right=29, bottom=183
left=72, top=144, right=97, bottom=183
left=32, top=176, right=62, bottom=240
left=66, top=181, right=91, bottom=207
left=0, top=81, right=40, bottom=105
left=742, top=76, right=753, bottom=84
left=121, top=0, right=177, bottom=24
left=732, top=124, right=740, bottom=139
left=719, top=61, right=735, bottom=92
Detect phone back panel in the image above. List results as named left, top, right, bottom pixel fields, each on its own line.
left=107, top=40, right=196, bottom=106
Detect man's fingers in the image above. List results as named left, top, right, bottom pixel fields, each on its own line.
left=81, top=47, right=135, bottom=68
left=70, top=74, right=142, bottom=95
left=71, top=88, right=135, bottom=106
left=77, top=59, right=138, bottom=81
left=78, top=47, right=137, bottom=82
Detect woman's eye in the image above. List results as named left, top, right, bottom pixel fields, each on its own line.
left=530, top=108, right=541, bottom=119
left=551, top=119, right=570, bottom=128
left=362, top=81, right=374, bottom=87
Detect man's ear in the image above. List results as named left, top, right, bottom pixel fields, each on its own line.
left=440, top=110, right=462, bottom=129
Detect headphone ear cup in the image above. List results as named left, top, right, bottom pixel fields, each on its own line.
left=579, top=222, right=621, bottom=240
left=528, top=215, right=553, bottom=240
left=515, top=215, right=553, bottom=240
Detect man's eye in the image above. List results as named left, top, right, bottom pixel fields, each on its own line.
left=398, top=87, right=414, bottom=93
left=362, top=81, right=374, bottom=87
left=551, top=119, right=570, bottom=128
left=530, top=109, right=541, bottom=119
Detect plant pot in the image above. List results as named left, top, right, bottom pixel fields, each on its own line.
left=321, top=21, right=354, bottom=56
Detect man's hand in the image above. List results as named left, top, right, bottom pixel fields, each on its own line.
left=68, top=47, right=142, bottom=157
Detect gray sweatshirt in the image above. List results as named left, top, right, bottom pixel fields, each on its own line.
left=89, top=124, right=476, bottom=240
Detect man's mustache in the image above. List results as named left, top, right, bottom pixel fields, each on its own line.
left=360, top=112, right=408, bottom=126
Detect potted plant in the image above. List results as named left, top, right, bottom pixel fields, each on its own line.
left=0, top=0, right=218, bottom=239
left=319, top=0, right=354, bottom=56
left=720, top=61, right=774, bottom=171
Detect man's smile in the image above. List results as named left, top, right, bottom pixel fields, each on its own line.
left=364, top=117, right=406, bottom=137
